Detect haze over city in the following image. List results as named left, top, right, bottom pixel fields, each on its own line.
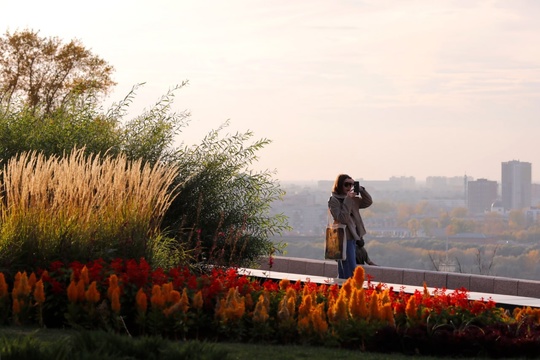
left=3, top=1, right=540, bottom=182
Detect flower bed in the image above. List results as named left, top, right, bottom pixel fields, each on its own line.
left=1, top=258, right=539, bottom=357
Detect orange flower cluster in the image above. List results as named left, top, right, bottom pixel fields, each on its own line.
left=215, top=287, right=245, bottom=324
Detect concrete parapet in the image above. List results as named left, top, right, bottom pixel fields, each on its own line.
left=259, top=256, right=540, bottom=300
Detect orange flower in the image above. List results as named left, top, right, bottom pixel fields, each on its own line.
left=381, top=303, right=395, bottom=326
left=107, top=274, right=119, bottom=300
left=405, top=296, right=417, bottom=322
left=328, top=292, right=348, bottom=324
left=179, top=288, right=189, bottom=313
left=81, top=266, right=89, bottom=286
left=150, top=285, right=165, bottom=309
left=279, top=278, right=290, bottom=290
left=33, top=279, right=45, bottom=304
left=349, top=287, right=368, bottom=320
left=253, top=294, right=269, bottom=323
left=85, top=281, right=100, bottom=303
left=136, top=288, right=148, bottom=313
left=111, top=287, right=121, bottom=314
left=12, top=298, right=20, bottom=315
left=28, top=272, right=37, bottom=289
left=192, top=290, right=203, bottom=310
left=368, top=292, right=380, bottom=322
left=67, top=280, right=78, bottom=303
left=310, top=303, right=328, bottom=335
left=352, top=266, right=365, bottom=288
left=0, top=273, right=8, bottom=298
left=76, top=279, right=86, bottom=302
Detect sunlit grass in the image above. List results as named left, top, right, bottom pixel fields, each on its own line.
left=0, top=148, right=180, bottom=273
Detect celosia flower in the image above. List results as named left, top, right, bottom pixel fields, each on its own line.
left=405, top=295, right=418, bottom=322
left=369, top=292, right=380, bottom=322
left=349, top=287, right=368, bottom=320
left=136, top=288, right=148, bottom=313
left=328, top=292, right=348, bottom=324
left=12, top=298, right=20, bottom=315
left=85, top=281, right=100, bottom=303
left=310, top=303, right=328, bottom=335
left=80, top=266, right=89, bottom=286
left=33, top=279, right=45, bottom=304
left=111, top=287, right=121, bottom=313
left=151, top=285, right=165, bottom=309
left=0, top=273, right=8, bottom=298
left=192, top=290, right=203, bottom=310
left=67, top=280, right=78, bottom=303
left=253, top=294, right=269, bottom=323
left=352, top=266, right=365, bottom=288
left=107, top=274, right=119, bottom=300
left=28, top=272, right=37, bottom=288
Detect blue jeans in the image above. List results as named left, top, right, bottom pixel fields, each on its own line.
left=337, top=239, right=357, bottom=279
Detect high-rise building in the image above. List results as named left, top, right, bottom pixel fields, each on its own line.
left=501, top=160, right=532, bottom=210
left=467, top=178, right=498, bottom=214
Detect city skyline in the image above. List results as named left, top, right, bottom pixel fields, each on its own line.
left=3, top=1, right=540, bottom=182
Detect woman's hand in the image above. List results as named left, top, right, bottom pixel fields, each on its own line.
left=347, top=189, right=356, bottom=198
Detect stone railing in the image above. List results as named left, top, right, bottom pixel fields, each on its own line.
left=255, top=256, right=540, bottom=307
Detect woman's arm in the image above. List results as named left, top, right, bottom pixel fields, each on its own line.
left=328, top=196, right=351, bottom=223
left=357, top=187, right=373, bottom=209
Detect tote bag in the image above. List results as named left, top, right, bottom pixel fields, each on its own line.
left=325, top=209, right=347, bottom=260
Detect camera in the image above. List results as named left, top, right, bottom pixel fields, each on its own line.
left=353, top=181, right=360, bottom=195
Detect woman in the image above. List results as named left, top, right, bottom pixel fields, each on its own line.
left=328, top=174, right=375, bottom=279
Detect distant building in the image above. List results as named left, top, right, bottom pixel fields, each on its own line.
left=501, top=160, right=531, bottom=210
left=467, top=179, right=498, bottom=214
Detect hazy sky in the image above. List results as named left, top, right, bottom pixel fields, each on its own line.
left=3, top=0, right=540, bottom=182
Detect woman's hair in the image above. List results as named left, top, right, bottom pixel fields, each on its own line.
left=332, top=174, right=352, bottom=194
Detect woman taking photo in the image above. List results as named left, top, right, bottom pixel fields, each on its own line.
left=328, top=174, right=375, bottom=279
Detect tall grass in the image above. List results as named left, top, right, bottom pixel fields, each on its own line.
left=0, top=148, right=180, bottom=274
